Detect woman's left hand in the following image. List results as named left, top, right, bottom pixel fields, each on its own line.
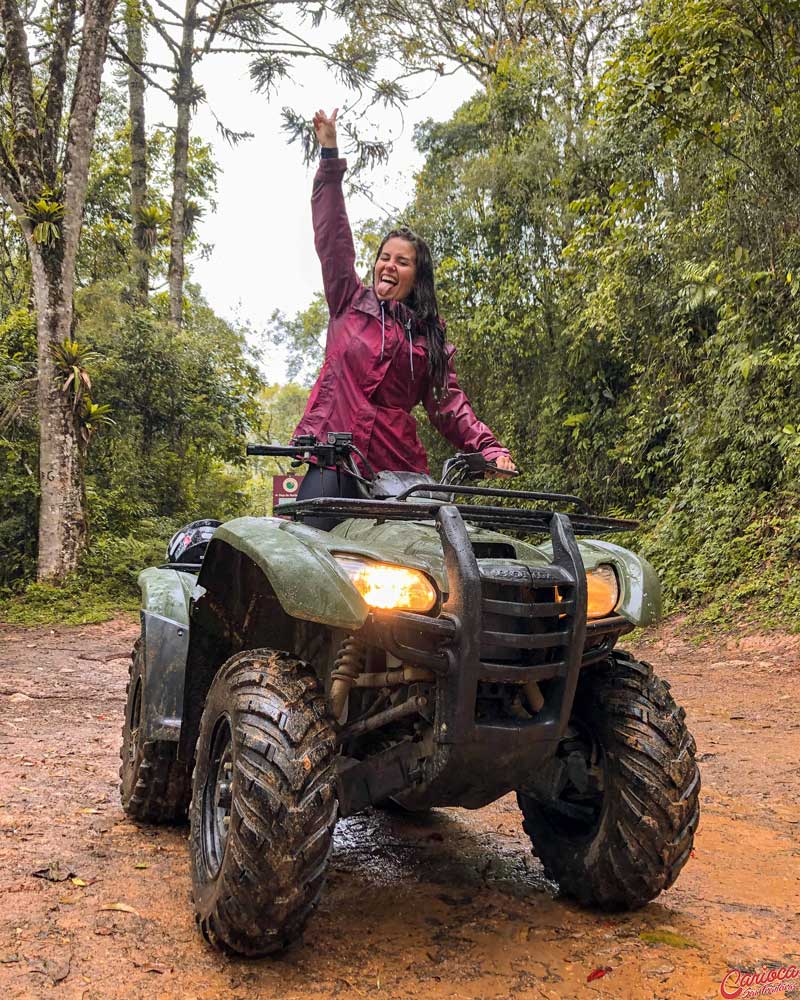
left=490, top=454, right=517, bottom=476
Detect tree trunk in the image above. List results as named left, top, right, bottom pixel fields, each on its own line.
left=167, top=0, right=198, bottom=326
left=126, top=0, right=149, bottom=303
left=0, top=0, right=119, bottom=582
left=30, top=247, right=87, bottom=582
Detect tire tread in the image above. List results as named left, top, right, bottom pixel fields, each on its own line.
left=119, top=641, right=191, bottom=823
left=190, top=648, right=336, bottom=957
left=518, top=651, right=700, bottom=910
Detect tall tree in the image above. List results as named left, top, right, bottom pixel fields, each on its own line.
left=166, top=0, right=199, bottom=323
left=126, top=0, right=149, bottom=303
left=0, top=0, right=119, bottom=582
left=109, top=0, right=395, bottom=326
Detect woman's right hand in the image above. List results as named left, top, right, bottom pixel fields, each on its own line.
left=313, top=108, right=338, bottom=149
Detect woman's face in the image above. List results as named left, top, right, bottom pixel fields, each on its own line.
left=374, top=237, right=417, bottom=302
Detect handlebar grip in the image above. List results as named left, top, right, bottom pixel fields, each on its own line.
left=246, top=444, right=305, bottom=457
left=485, top=463, right=520, bottom=478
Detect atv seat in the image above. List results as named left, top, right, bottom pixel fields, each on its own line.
left=366, top=470, right=439, bottom=501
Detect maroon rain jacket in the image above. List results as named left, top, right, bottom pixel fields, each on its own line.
left=292, top=157, right=510, bottom=475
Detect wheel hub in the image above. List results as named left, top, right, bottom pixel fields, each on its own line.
left=543, top=721, right=606, bottom=836
left=201, top=716, right=234, bottom=878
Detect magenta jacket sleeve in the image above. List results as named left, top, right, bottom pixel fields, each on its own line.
left=423, top=345, right=510, bottom=461
left=311, top=158, right=361, bottom=317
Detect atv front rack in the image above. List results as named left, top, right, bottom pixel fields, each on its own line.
left=277, top=495, right=637, bottom=536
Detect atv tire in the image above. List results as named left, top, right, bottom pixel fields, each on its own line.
left=189, top=649, right=337, bottom=956
left=119, top=641, right=192, bottom=822
left=517, top=651, right=700, bottom=910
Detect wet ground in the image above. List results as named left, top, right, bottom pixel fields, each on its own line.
left=0, top=617, right=798, bottom=1000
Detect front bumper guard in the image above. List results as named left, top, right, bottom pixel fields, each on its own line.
left=356, top=503, right=588, bottom=749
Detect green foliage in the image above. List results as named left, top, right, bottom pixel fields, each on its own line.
left=0, top=525, right=166, bottom=625
left=0, top=279, right=265, bottom=601
left=244, top=382, right=310, bottom=514
left=26, top=193, right=65, bottom=246
left=77, top=280, right=263, bottom=526
left=267, top=295, right=327, bottom=386
left=51, top=339, right=100, bottom=410
left=637, top=484, right=800, bottom=631
left=0, top=309, right=38, bottom=587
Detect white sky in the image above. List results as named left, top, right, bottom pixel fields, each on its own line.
left=147, top=44, right=478, bottom=384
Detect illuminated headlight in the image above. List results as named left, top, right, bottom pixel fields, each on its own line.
left=333, top=554, right=438, bottom=613
left=586, top=564, right=620, bottom=619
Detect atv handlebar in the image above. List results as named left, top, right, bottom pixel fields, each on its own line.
left=246, top=435, right=514, bottom=485
left=246, top=434, right=372, bottom=479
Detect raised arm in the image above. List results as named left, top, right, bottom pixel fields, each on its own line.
left=423, top=345, right=514, bottom=467
left=311, top=108, right=360, bottom=317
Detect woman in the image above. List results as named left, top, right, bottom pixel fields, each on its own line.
left=293, top=108, right=516, bottom=513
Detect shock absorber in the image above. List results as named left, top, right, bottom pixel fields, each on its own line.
left=329, top=637, right=366, bottom=723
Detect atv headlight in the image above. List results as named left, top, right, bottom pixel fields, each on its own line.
left=333, top=554, right=438, bottom=612
left=586, top=564, right=620, bottom=619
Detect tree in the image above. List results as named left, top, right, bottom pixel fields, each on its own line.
left=0, top=0, right=119, bottom=582
left=343, top=0, right=639, bottom=87
left=267, top=293, right=327, bottom=387
left=110, top=0, right=397, bottom=327
left=125, top=0, right=149, bottom=303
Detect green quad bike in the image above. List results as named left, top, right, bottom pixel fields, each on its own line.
left=120, top=433, right=700, bottom=957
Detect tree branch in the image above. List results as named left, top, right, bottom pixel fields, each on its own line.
left=0, top=159, right=27, bottom=219
left=149, top=0, right=185, bottom=23
left=107, top=34, right=176, bottom=99
left=200, top=0, right=226, bottom=54
left=61, top=0, right=119, bottom=293
left=42, top=0, right=77, bottom=180
left=140, top=0, right=180, bottom=56
left=0, top=0, right=43, bottom=190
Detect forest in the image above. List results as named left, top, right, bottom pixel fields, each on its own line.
left=1, top=0, right=798, bottom=629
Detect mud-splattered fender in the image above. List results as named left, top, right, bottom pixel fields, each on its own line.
left=138, top=566, right=196, bottom=624
left=176, top=517, right=371, bottom=760
left=136, top=569, right=197, bottom=742
left=206, top=517, right=369, bottom=630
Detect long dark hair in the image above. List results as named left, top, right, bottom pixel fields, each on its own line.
left=375, top=226, right=448, bottom=399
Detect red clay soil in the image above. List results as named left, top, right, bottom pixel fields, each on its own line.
left=0, top=617, right=798, bottom=1000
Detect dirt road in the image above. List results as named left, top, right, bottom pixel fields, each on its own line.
left=1, top=618, right=798, bottom=1000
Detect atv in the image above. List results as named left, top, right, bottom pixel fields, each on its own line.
left=119, top=433, right=700, bottom=957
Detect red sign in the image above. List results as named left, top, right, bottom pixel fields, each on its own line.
left=272, top=474, right=304, bottom=517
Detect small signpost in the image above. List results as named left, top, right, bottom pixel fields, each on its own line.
left=272, top=474, right=304, bottom=517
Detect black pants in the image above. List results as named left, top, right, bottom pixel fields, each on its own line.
left=296, top=465, right=362, bottom=531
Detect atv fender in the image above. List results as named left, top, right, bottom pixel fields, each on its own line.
left=138, top=566, right=195, bottom=625
left=137, top=568, right=196, bottom=742
left=176, top=517, right=369, bottom=762
left=206, top=517, right=368, bottom=630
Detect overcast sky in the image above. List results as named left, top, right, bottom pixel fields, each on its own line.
left=147, top=44, right=478, bottom=384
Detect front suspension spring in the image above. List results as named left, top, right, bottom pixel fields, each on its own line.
left=329, top=637, right=366, bottom=722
